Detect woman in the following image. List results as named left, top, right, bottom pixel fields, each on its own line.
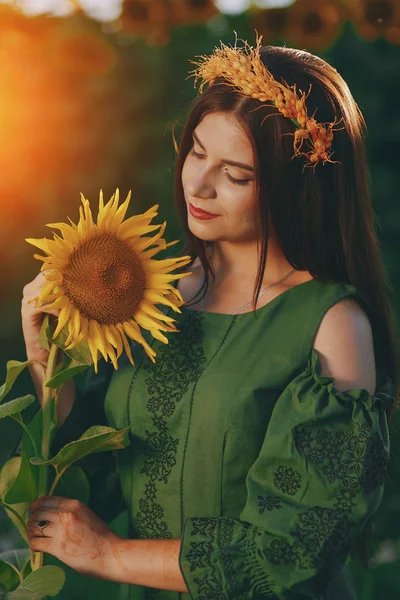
left=23, top=39, right=398, bottom=599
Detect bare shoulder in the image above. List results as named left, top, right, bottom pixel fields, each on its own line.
left=313, top=297, right=376, bottom=395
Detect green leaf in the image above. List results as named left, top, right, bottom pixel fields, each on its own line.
left=0, top=362, right=31, bottom=404
left=30, top=425, right=130, bottom=472
left=4, top=411, right=42, bottom=505
left=46, top=325, right=92, bottom=365
left=0, top=550, right=31, bottom=592
left=0, top=458, right=29, bottom=542
left=0, top=561, right=19, bottom=593
left=52, top=466, right=90, bottom=504
left=0, top=397, right=35, bottom=420
left=8, top=565, right=65, bottom=599
left=46, top=361, right=89, bottom=389
left=38, top=315, right=50, bottom=352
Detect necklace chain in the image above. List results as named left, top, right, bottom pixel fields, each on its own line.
left=200, top=245, right=296, bottom=315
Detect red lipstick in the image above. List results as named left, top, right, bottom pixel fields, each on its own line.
left=188, top=202, right=218, bottom=220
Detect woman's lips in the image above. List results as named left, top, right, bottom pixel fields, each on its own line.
left=188, top=202, right=218, bottom=220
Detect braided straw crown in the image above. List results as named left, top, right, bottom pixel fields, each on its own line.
left=189, top=34, right=343, bottom=168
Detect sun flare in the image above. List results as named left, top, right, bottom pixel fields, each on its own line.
left=26, top=189, right=192, bottom=373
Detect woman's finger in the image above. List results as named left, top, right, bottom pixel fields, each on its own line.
left=29, top=535, right=54, bottom=554
left=31, top=496, right=81, bottom=512
left=29, top=519, right=54, bottom=539
left=28, top=507, right=58, bottom=525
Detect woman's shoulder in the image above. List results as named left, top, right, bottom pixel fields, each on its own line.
left=313, top=295, right=376, bottom=395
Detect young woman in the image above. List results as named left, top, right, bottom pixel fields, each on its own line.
left=23, top=39, right=398, bottom=599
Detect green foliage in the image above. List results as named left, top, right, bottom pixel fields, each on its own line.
left=0, top=550, right=31, bottom=593
left=46, top=362, right=89, bottom=390
left=7, top=565, right=65, bottom=599
left=3, top=411, right=42, bottom=505
left=46, top=326, right=92, bottom=367
left=0, top=363, right=32, bottom=405
left=30, top=425, right=130, bottom=472
left=0, top=458, right=29, bottom=543
left=0, top=397, right=35, bottom=420
left=51, top=466, right=90, bottom=505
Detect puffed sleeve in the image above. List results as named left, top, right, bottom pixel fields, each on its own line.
left=179, top=348, right=394, bottom=599
left=50, top=359, right=125, bottom=524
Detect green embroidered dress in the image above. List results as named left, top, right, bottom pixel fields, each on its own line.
left=52, top=278, right=394, bottom=600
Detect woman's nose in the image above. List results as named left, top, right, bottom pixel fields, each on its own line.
left=186, top=172, right=216, bottom=200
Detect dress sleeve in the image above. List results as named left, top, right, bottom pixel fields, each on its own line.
left=179, top=348, right=394, bottom=599
left=50, top=359, right=125, bottom=524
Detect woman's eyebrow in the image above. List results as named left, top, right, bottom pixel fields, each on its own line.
left=192, top=131, right=254, bottom=172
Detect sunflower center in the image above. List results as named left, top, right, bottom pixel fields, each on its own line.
left=62, top=233, right=146, bottom=324
left=365, top=0, right=395, bottom=27
left=303, top=12, right=323, bottom=35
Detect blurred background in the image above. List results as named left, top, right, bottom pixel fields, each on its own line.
left=0, top=0, right=399, bottom=598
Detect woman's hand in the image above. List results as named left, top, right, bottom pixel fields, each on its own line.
left=27, top=496, right=125, bottom=580
left=22, top=271, right=60, bottom=367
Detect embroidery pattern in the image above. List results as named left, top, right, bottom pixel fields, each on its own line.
left=186, top=518, right=225, bottom=599
left=262, top=421, right=389, bottom=581
left=273, top=466, right=302, bottom=496
left=186, top=517, right=276, bottom=598
left=258, top=496, right=282, bottom=513
left=134, top=310, right=206, bottom=540
left=294, top=422, right=389, bottom=495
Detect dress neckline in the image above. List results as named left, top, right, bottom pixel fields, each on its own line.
left=176, top=277, right=325, bottom=318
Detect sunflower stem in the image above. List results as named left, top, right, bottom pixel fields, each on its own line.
left=34, top=342, right=59, bottom=572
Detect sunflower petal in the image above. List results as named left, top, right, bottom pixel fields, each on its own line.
left=65, top=308, right=80, bottom=346
left=104, top=339, right=118, bottom=370
left=116, top=323, right=134, bottom=366
left=98, top=189, right=104, bottom=214
left=97, top=191, right=116, bottom=229
left=142, top=289, right=181, bottom=312
left=104, top=324, right=123, bottom=359
left=123, top=320, right=157, bottom=359
left=112, top=190, right=132, bottom=229
left=45, top=222, right=80, bottom=246
left=138, top=301, right=176, bottom=323
left=134, top=221, right=167, bottom=253
left=52, top=305, right=71, bottom=339
left=87, top=335, right=99, bottom=374
left=150, top=329, right=169, bottom=344
left=25, top=238, right=50, bottom=253
left=43, top=295, right=70, bottom=311
left=36, top=281, right=58, bottom=305
left=89, top=320, right=108, bottom=361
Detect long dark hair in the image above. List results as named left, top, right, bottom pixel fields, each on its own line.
left=171, top=44, right=399, bottom=424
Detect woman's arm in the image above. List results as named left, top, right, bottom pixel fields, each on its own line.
left=28, top=496, right=188, bottom=593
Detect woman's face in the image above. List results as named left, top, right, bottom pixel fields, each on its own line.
left=182, top=112, right=260, bottom=244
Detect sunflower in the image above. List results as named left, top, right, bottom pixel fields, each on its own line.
left=119, top=0, right=170, bottom=46
left=169, top=0, right=219, bottom=28
left=249, top=7, right=290, bottom=45
left=350, top=0, right=400, bottom=44
left=26, top=190, right=192, bottom=373
left=284, top=0, right=346, bottom=52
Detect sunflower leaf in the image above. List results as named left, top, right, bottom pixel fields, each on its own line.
left=0, top=558, right=20, bottom=593
left=30, top=425, right=131, bottom=471
left=51, top=465, right=90, bottom=504
left=39, top=315, right=50, bottom=352
left=8, top=565, right=65, bottom=599
left=0, top=361, right=31, bottom=404
left=0, top=457, right=30, bottom=543
left=4, top=411, right=41, bottom=505
left=46, top=362, right=89, bottom=389
left=46, top=326, right=92, bottom=366
left=0, top=396, right=35, bottom=420
left=0, top=550, right=31, bottom=584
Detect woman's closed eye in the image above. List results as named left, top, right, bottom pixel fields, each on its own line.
left=189, top=148, right=253, bottom=187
